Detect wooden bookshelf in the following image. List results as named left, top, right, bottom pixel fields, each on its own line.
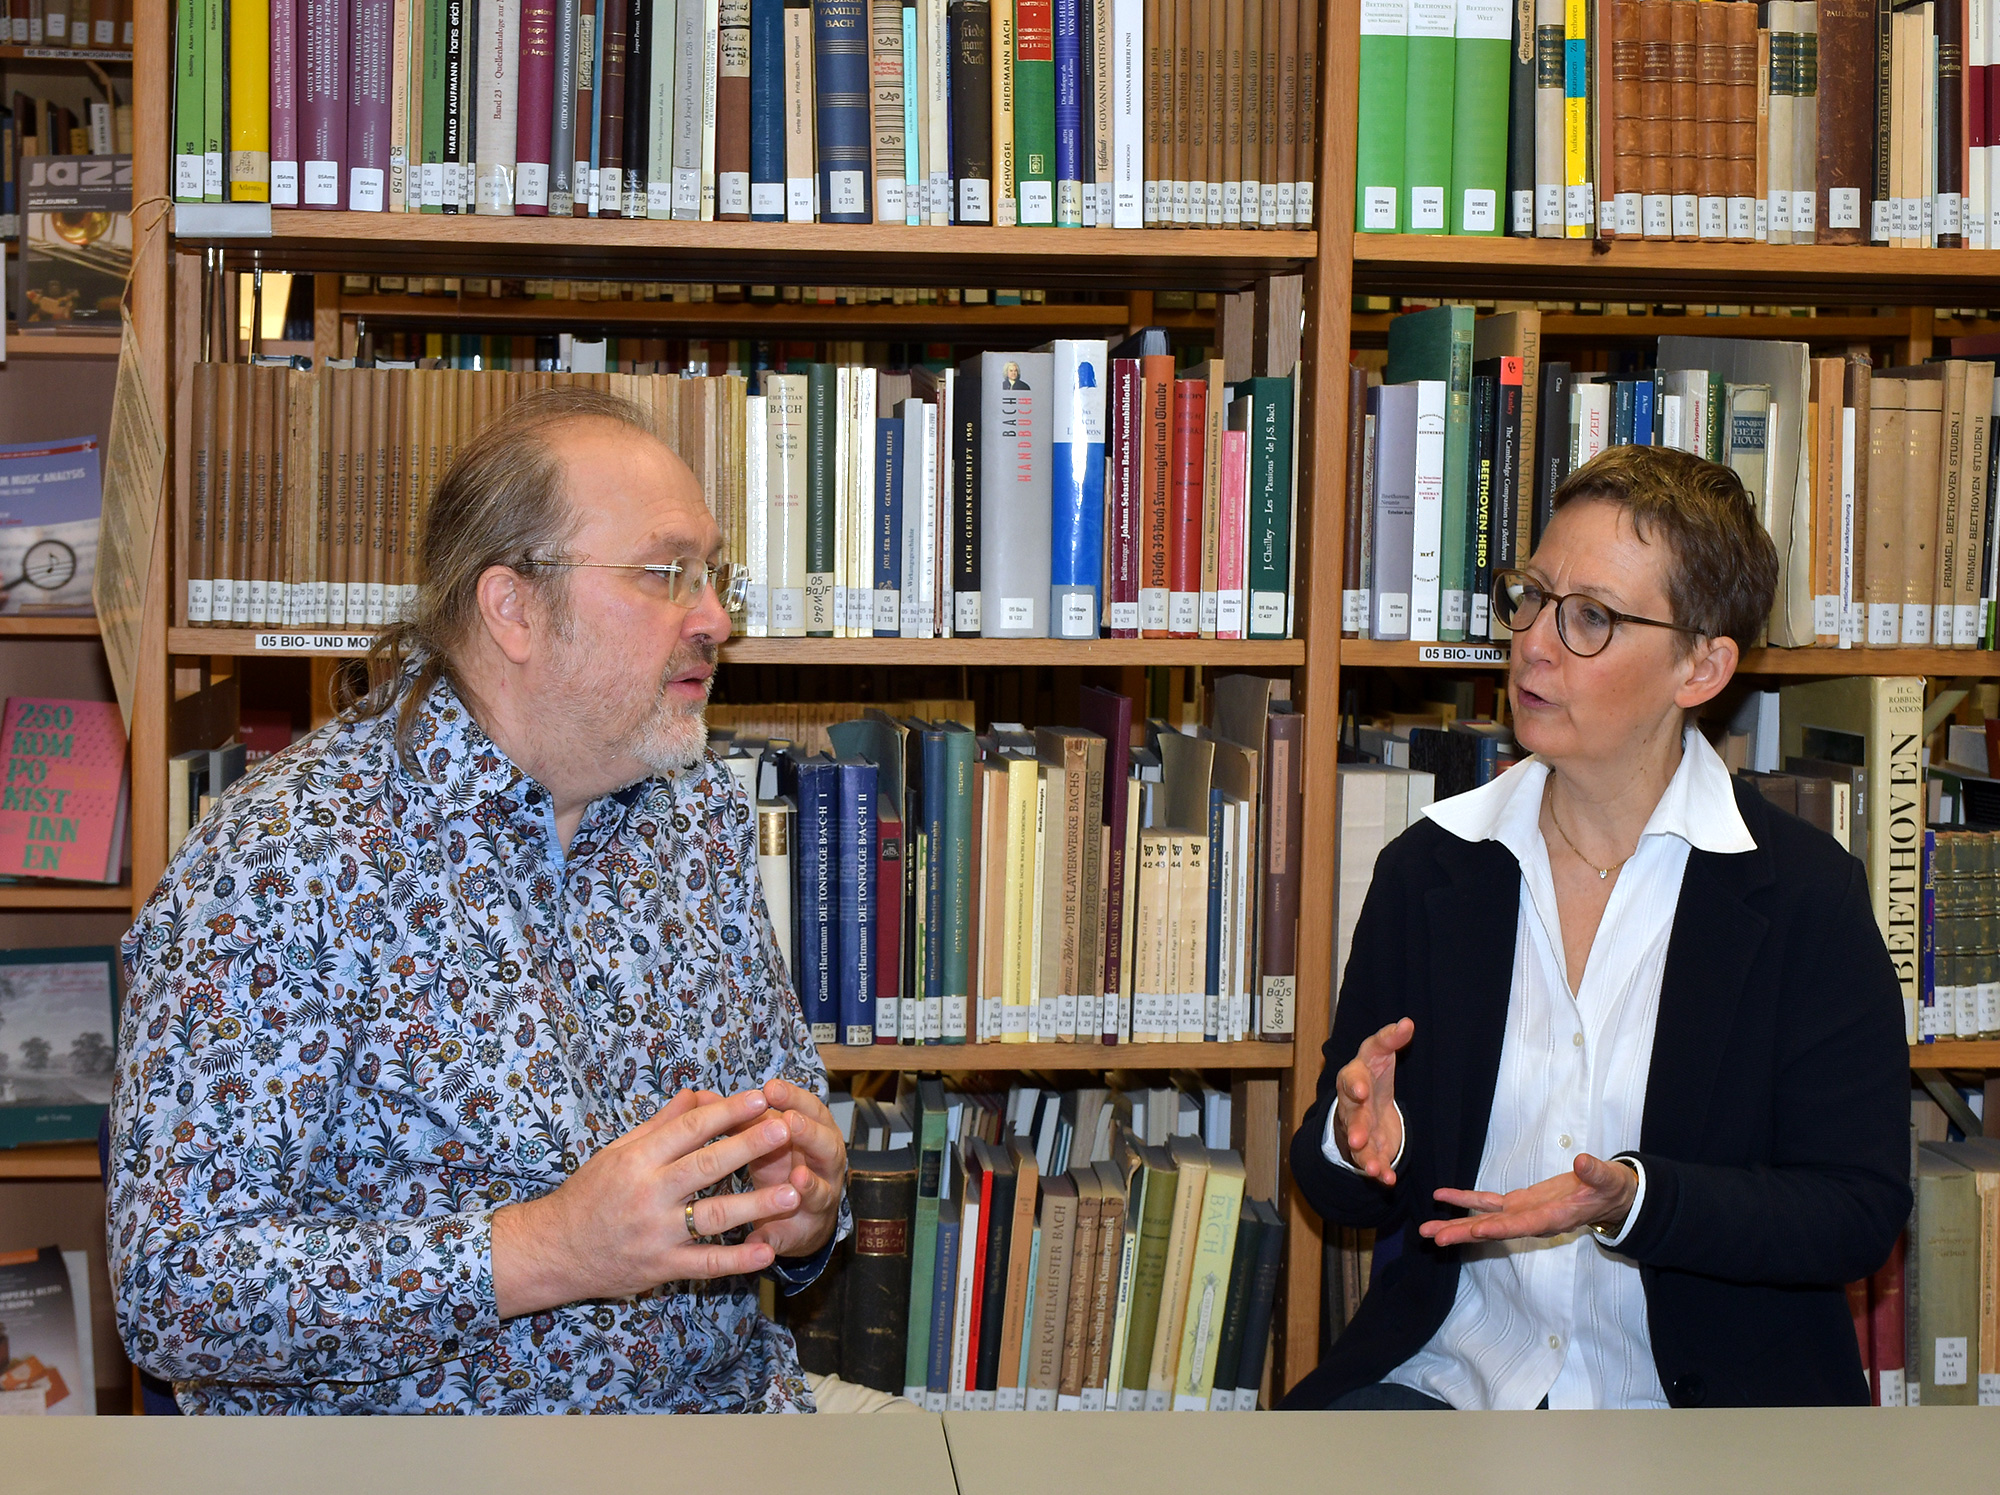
left=0, top=882, right=131, bottom=909
left=166, top=626, right=1307, bottom=666
left=820, top=1042, right=1296, bottom=1074
left=1341, top=639, right=2000, bottom=677
left=0, top=615, right=101, bottom=636
left=337, top=292, right=1140, bottom=335
left=0, top=1142, right=100, bottom=1179
left=4, top=333, right=124, bottom=357
left=0, top=43, right=132, bottom=61
left=1911, top=1041, right=2000, bottom=1069
left=176, top=214, right=1320, bottom=289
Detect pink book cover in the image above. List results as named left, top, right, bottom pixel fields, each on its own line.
left=514, top=0, right=557, bottom=211
left=271, top=0, right=301, bottom=203
left=346, top=0, right=393, bottom=211
left=0, top=699, right=128, bottom=885
left=1216, top=427, right=1248, bottom=640
left=300, top=0, right=349, bottom=208
left=1106, top=357, right=1141, bottom=637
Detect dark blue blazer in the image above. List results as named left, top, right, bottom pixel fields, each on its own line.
left=1284, top=780, right=1911, bottom=1410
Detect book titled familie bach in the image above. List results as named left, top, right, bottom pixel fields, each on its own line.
left=0, top=698, right=128, bottom=884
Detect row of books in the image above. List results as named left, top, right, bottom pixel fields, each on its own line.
left=1340, top=307, right=2000, bottom=652
left=725, top=677, right=1303, bottom=1045
left=335, top=268, right=1175, bottom=304
left=3, top=0, right=132, bottom=47
left=178, top=341, right=1303, bottom=642
left=1359, top=0, right=1993, bottom=247
left=169, top=0, right=1321, bottom=228
left=1866, top=1139, right=2000, bottom=1407
left=782, top=1075, right=1284, bottom=1409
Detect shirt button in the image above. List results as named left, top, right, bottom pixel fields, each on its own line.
left=1573, top=1032, right=1585, bottom=1047
left=1549, top=1334, right=1561, bottom=1351
left=1558, top=1134, right=1573, bottom=1149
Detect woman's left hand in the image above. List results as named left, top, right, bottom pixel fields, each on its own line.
left=1418, top=1153, right=1639, bottom=1248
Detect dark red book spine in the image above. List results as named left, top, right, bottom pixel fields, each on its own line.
left=300, top=0, right=349, bottom=208
left=345, top=0, right=392, bottom=211
left=1107, top=357, right=1141, bottom=638
left=515, top=0, right=558, bottom=211
left=1139, top=353, right=1173, bottom=638
left=874, top=807, right=904, bottom=1042
left=597, top=0, right=631, bottom=216
left=1168, top=376, right=1205, bottom=639
left=1867, top=1230, right=1906, bottom=1405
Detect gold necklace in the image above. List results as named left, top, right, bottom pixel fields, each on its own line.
left=1547, top=799, right=1630, bottom=881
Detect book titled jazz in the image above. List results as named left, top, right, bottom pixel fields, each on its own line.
left=0, top=698, right=128, bottom=884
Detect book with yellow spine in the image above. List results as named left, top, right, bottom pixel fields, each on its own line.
left=1000, top=756, right=1039, bottom=1042
left=1562, top=0, right=1588, bottom=234
left=1172, top=1148, right=1245, bottom=1409
left=228, top=0, right=271, bottom=199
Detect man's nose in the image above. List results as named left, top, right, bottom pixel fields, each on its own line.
left=683, top=572, right=734, bottom=644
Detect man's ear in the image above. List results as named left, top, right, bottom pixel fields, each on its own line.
left=475, top=565, right=536, bottom=666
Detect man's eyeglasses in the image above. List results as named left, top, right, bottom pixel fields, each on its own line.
left=520, top=556, right=752, bottom=612
left=1490, top=568, right=1704, bottom=659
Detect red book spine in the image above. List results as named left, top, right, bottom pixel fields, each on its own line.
left=963, top=1163, right=994, bottom=1393
left=345, top=0, right=392, bottom=211
left=271, top=0, right=300, bottom=204
left=300, top=0, right=349, bottom=208
left=1167, top=377, right=1205, bottom=639
left=875, top=808, right=904, bottom=1042
left=1139, top=353, right=1173, bottom=637
left=1107, top=357, right=1141, bottom=637
left=515, top=0, right=557, bottom=211
left=1867, top=1231, right=1906, bottom=1406
left=1844, top=1276, right=1872, bottom=1396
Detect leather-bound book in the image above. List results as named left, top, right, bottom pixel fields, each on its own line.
left=1767, top=0, right=1795, bottom=243
left=951, top=0, right=995, bottom=219
left=1694, top=0, right=1725, bottom=236
left=1870, top=0, right=1891, bottom=243
left=1668, top=0, right=1697, bottom=237
left=1792, top=0, right=1819, bottom=242
left=1292, top=0, right=1313, bottom=225
left=1611, top=0, right=1641, bottom=236
left=1258, top=0, right=1279, bottom=225
left=514, top=0, right=557, bottom=212
left=838, top=1145, right=918, bottom=1394
left=1639, top=0, right=1670, bottom=236
left=1238, top=0, right=1262, bottom=227
left=595, top=0, right=629, bottom=212
left=1814, top=0, right=1872, bottom=241
left=1170, top=0, right=1192, bottom=223
left=1937, top=0, right=1964, bottom=245
left=1726, top=0, right=1757, bottom=238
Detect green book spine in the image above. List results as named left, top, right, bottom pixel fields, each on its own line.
left=806, top=362, right=836, bottom=636
left=940, top=723, right=976, bottom=1042
left=175, top=0, right=205, bottom=199
left=1704, top=370, right=1725, bottom=462
left=902, top=1091, right=948, bottom=1398
left=1117, top=1154, right=1178, bottom=1403
left=1356, top=0, right=1408, bottom=231
left=1013, top=0, right=1055, bottom=223
left=1245, top=375, right=1295, bottom=640
left=1448, top=0, right=1510, bottom=234
left=203, top=0, right=226, bottom=201
left=1401, top=0, right=1457, bottom=231
left=423, top=0, right=449, bottom=211
left=1385, top=304, right=1476, bottom=638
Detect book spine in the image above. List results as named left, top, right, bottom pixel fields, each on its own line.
left=203, top=0, right=224, bottom=198
left=270, top=0, right=301, bottom=202
left=926, top=1210, right=961, bottom=1404
left=619, top=0, right=650, bottom=215
left=1406, top=0, right=1457, bottom=231
left=994, top=0, right=1019, bottom=220
left=1563, top=0, right=1590, bottom=234
left=1167, top=377, right=1203, bottom=636
left=176, top=0, right=206, bottom=197
left=644, top=0, right=676, bottom=216
left=710, top=0, right=750, bottom=213
left=807, top=364, right=836, bottom=632
left=1015, top=0, right=1055, bottom=219
left=301, top=0, right=349, bottom=207
left=484, top=0, right=526, bottom=209
left=837, top=761, right=877, bottom=1044
left=1725, top=0, right=1755, bottom=238
left=1139, top=354, right=1172, bottom=635
left=1050, top=340, right=1107, bottom=638
left=797, top=764, right=838, bottom=1043
left=513, top=0, right=556, bottom=210
left=1534, top=0, right=1564, bottom=233
left=597, top=0, right=630, bottom=211
left=670, top=0, right=704, bottom=217
left=952, top=0, right=995, bottom=219
left=906, top=3, right=925, bottom=221
left=840, top=1158, right=917, bottom=1393
left=750, top=0, right=784, bottom=213
left=872, top=0, right=909, bottom=219
left=1246, top=376, right=1292, bottom=638
left=979, top=352, right=1054, bottom=636
left=548, top=0, right=580, bottom=211
left=785, top=1, right=816, bottom=218
left=1106, top=0, right=1137, bottom=224
left=228, top=0, right=272, bottom=200
left=346, top=0, right=394, bottom=210
left=1054, top=0, right=1082, bottom=222
left=1107, top=359, right=1141, bottom=635
left=1451, top=0, right=1509, bottom=233
left=575, top=0, right=599, bottom=211
left=1219, top=424, right=1248, bottom=637
left=1142, top=0, right=1162, bottom=220
left=875, top=805, right=905, bottom=1040
left=954, top=363, right=983, bottom=633
left=943, top=730, right=975, bottom=1042
left=876, top=415, right=904, bottom=634
left=419, top=0, right=448, bottom=208
left=1507, top=0, right=1535, bottom=231
left=702, top=0, right=721, bottom=215
left=928, top=0, right=951, bottom=220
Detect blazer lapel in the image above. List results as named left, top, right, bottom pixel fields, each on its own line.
left=1423, top=834, right=1522, bottom=1192
left=1643, top=787, right=1775, bottom=1157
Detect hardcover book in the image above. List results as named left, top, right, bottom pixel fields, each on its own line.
left=0, top=947, right=119, bottom=1149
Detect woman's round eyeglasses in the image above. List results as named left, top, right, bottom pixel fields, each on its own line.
left=1490, top=569, right=1703, bottom=658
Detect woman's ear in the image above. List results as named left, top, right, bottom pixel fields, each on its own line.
left=1673, top=633, right=1739, bottom=711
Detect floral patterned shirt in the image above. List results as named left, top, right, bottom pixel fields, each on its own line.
left=109, top=667, right=842, bottom=1414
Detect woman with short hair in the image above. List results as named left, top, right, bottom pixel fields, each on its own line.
left=1286, top=445, right=1910, bottom=1411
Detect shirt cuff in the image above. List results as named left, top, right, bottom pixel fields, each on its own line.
left=1595, top=1154, right=1648, bottom=1251
left=767, top=1234, right=836, bottom=1295
left=1321, top=1100, right=1406, bottom=1175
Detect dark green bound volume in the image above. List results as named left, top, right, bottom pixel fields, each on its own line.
left=780, top=1243, right=846, bottom=1376
left=839, top=1144, right=919, bottom=1392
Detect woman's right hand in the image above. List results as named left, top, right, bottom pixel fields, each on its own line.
left=1333, top=1017, right=1414, bottom=1186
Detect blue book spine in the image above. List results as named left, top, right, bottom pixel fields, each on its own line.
left=1204, top=786, right=1224, bottom=1028
left=922, top=728, right=946, bottom=1011
left=1049, top=341, right=1107, bottom=638
left=749, top=0, right=785, bottom=218
left=1052, top=0, right=1082, bottom=226
left=835, top=760, right=877, bottom=1044
left=795, top=760, right=838, bottom=1041
left=1632, top=379, right=1655, bottom=446
left=926, top=1205, right=961, bottom=1405
left=587, top=12, right=605, bottom=209
left=812, top=0, right=873, bottom=222
left=1612, top=381, right=1634, bottom=445
left=876, top=416, right=904, bottom=637
left=1921, top=827, right=1937, bottom=1042
left=902, top=5, right=921, bottom=223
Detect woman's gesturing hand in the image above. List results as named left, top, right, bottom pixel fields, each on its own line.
left=1332, top=1017, right=1414, bottom=1187
left=1418, top=1152, right=1640, bottom=1248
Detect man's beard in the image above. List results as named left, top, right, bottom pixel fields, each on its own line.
left=629, top=640, right=719, bottom=776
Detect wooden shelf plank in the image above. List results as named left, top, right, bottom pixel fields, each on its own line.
left=1349, top=311, right=1914, bottom=342
left=4, top=332, right=123, bottom=357
left=1341, top=639, right=2000, bottom=676
left=168, top=626, right=1307, bottom=666
left=1912, top=1041, right=2000, bottom=1069
left=820, top=1041, right=1295, bottom=1072
left=0, top=1141, right=100, bottom=1179
left=0, top=43, right=132, bottom=60
left=0, top=615, right=101, bottom=636
left=1352, top=237, right=2000, bottom=304
left=0, top=882, right=130, bottom=909
left=175, top=214, right=1319, bottom=289
left=338, top=293, right=1135, bottom=332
